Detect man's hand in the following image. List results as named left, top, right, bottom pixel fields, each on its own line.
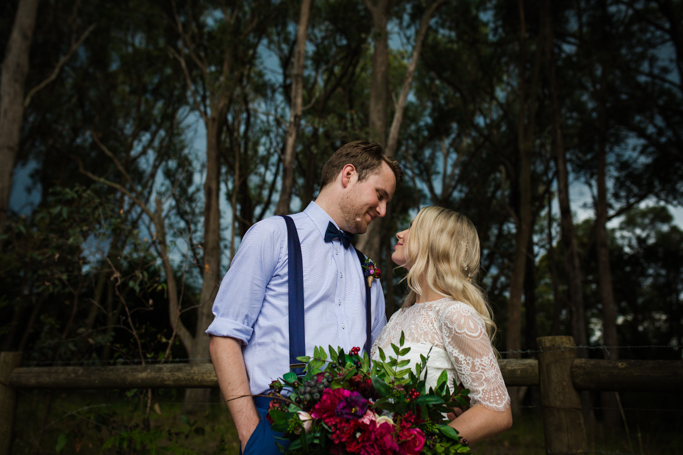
left=237, top=414, right=260, bottom=452
left=209, top=336, right=261, bottom=451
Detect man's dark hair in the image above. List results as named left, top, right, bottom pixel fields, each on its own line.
left=320, top=140, right=403, bottom=189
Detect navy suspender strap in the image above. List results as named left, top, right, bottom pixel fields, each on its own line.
left=281, top=214, right=373, bottom=373
left=355, top=249, right=373, bottom=355
left=281, top=216, right=305, bottom=375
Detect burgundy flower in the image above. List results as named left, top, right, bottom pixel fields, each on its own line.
left=312, top=388, right=350, bottom=423
left=397, top=427, right=425, bottom=455
left=358, top=420, right=398, bottom=455
left=335, top=391, right=368, bottom=419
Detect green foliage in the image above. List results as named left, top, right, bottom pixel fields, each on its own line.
left=269, top=334, right=470, bottom=454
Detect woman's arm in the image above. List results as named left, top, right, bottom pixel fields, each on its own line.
left=439, top=302, right=513, bottom=442
left=449, top=403, right=513, bottom=444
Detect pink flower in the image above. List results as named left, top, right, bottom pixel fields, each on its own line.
left=359, top=410, right=376, bottom=425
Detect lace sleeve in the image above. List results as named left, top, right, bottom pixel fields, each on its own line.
left=439, top=302, right=510, bottom=412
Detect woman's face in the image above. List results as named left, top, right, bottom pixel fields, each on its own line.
left=391, top=220, right=413, bottom=269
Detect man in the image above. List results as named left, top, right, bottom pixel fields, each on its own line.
left=207, top=141, right=402, bottom=454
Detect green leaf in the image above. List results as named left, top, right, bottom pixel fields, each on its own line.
left=181, top=415, right=191, bottom=426
left=398, top=347, right=411, bottom=356
left=283, top=372, right=297, bottom=383
left=343, top=367, right=357, bottom=381
left=400, top=331, right=405, bottom=346
left=395, top=369, right=410, bottom=378
left=372, top=377, right=392, bottom=397
left=391, top=343, right=400, bottom=356
left=397, top=359, right=410, bottom=368
left=379, top=347, right=386, bottom=362
left=456, top=396, right=469, bottom=407
left=329, top=346, right=338, bottom=362
left=439, top=425, right=461, bottom=441
left=55, top=433, right=68, bottom=453
left=269, top=410, right=294, bottom=432
left=296, top=356, right=311, bottom=363
left=415, top=395, right=445, bottom=405
left=436, top=370, right=449, bottom=389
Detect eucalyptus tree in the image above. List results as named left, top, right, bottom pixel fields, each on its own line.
left=164, top=0, right=281, bottom=411
left=275, top=0, right=312, bottom=216
left=356, top=0, right=448, bottom=313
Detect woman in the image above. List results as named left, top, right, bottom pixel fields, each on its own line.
left=371, top=206, right=512, bottom=444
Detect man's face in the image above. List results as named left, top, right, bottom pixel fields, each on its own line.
left=339, top=162, right=397, bottom=234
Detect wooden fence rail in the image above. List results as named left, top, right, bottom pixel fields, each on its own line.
left=2, top=336, right=682, bottom=454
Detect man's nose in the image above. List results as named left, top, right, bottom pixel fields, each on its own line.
left=377, top=201, right=387, bottom=217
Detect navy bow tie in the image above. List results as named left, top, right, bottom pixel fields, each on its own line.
left=324, top=222, right=353, bottom=249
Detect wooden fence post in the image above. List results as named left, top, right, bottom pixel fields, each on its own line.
left=537, top=336, right=587, bottom=454
left=0, top=352, right=23, bottom=455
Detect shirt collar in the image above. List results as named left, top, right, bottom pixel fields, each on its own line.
left=304, top=201, right=344, bottom=241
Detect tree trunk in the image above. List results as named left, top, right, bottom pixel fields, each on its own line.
left=0, top=0, right=40, bottom=238
left=357, top=0, right=444, bottom=263
left=385, top=0, right=445, bottom=157
left=596, top=14, right=620, bottom=427
left=366, top=0, right=390, bottom=148
left=546, top=194, right=564, bottom=336
left=524, top=229, right=538, bottom=354
left=506, top=0, right=542, bottom=413
left=184, top=114, right=224, bottom=413
left=356, top=0, right=391, bottom=264
left=275, top=0, right=312, bottom=216
left=506, top=0, right=540, bottom=362
left=542, top=0, right=588, bottom=353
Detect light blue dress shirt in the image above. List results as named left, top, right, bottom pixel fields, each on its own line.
left=206, top=202, right=387, bottom=395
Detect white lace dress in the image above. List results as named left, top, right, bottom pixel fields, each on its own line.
left=371, top=298, right=510, bottom=412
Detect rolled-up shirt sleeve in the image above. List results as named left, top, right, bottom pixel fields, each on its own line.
left=206, top=218, right=285, bottom=344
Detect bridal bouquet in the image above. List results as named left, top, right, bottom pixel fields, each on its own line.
left=266, top=332, right=471, bottom=454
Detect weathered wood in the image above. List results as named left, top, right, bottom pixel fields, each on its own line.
left=498, top=359, right=539, bottom=386
left=9, top=363, right=218, bottom=389
left=573, top=359, right=683, bottom=391
left=6, top=356, right=681, bottom=393
left=1, top=352, right=23, bottom=455
left=537, top=336, right=587, bottom=455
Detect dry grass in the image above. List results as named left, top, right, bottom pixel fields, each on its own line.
left=10, top=390, right=683, bottom=454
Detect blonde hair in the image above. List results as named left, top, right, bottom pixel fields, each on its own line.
left=401, top=206, right=497, bottom=344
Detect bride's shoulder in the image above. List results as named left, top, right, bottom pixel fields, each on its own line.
left=436, top=300, right=485, bottom=325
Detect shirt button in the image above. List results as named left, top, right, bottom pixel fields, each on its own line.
left=338, top=300, right=342, bottom=306
left=340, top=272, right=343, bottom=278
left=342, top=323, right=346, bottom=329
left=335, top=249, right=338, bottom=255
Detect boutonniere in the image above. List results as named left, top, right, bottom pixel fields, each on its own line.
left=362, top=257, right=381, bottom=288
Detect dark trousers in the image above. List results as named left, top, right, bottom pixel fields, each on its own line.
left=240, top=397, right=290, bottom=455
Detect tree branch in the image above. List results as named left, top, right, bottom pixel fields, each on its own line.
left=24, top=24, right=96, bottom=108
